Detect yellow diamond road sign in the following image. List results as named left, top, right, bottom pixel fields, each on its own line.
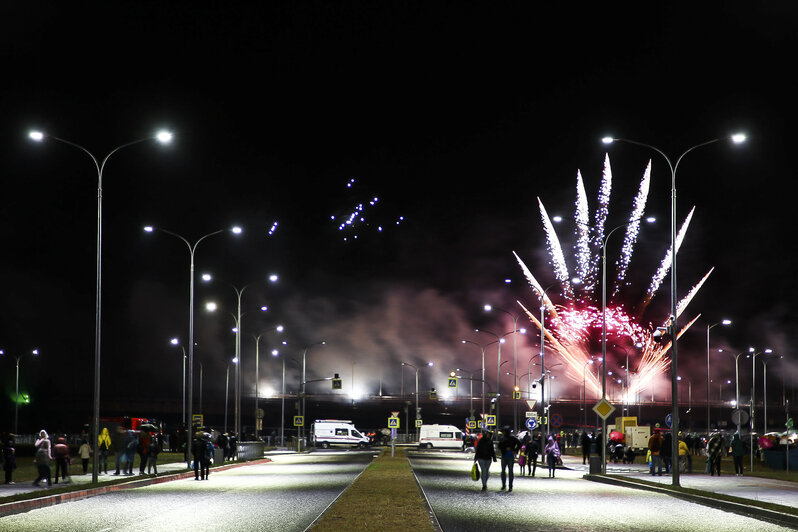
left=592, top=398, right=616, bottom=420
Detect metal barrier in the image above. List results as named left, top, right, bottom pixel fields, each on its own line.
left=236, top=440, right=266, bottom=461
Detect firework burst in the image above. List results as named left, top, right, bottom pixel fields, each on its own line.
left=514, top=155, right=712, bottom=403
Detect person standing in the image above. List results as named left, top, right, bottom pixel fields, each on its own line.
left=2, top=436, right=17, bottom=484
left=544, top=435, right=560, bottom=478
left=473, top=431, right=497, bottom=492
left=123, top=430, right=137, bottom=475
left=33, top=430, right=52, bottom=487
left=581, top=430, right=592, bottom=465
left=678, top=433, right=691, bottom=473
left=648, top=428, right=663, bottom=476
left=137, top=430, right=151, bottom=475
left=193, top=432, right=211, bottom=480
left=201, top=434, right=214, bottom=480
left=53, top=437, right=72, bottom=484
left=497, top=428, right=521, bottom=492
left=730, top=432, right=745, bottom=476
left=525, top=434, right=539, bottom=477
left=78, top=439, right=92, bottom=475
left=112, top=426, right=126, bottom=475
left=147, top=432, right=161, bottom=475
left=98, top=427, right=111, bottom=474
left=706, top=431, right=723, bottom=476
left=661, top=431, right=673, bottom=474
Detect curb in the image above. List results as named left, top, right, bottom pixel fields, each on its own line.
left=583, top=474, right=798, bottom=529
left=0, top=459, right=271, bottom=517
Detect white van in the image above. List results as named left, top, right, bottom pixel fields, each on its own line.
left=312, top=419, right=370, bottom=449
left=418, top=424, right=464, bottom=450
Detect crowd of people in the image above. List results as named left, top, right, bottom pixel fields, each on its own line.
left=470, top=425, right=757, bottom=492
left=0, top=425, right=240, bottom=488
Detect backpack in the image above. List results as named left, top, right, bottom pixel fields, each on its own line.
left=205, top=441, right=214, bottom=460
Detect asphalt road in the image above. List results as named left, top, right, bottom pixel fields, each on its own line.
left=0, top=451, right=374, bottom=532
left=408, top=452, right=795, bottom=532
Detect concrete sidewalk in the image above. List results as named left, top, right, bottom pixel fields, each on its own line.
left=558, top=454, right=798, bottom=527
left=0, top=459, right=269, bottom=517
left=0, top=461, right=191, bottom=499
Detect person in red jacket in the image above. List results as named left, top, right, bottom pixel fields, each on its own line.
left=53, top=437, right=72, bottom=484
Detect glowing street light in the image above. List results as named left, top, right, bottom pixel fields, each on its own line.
left=30, top=128, right=172, bottom=483
left=602, top=132, right=746, bottom=486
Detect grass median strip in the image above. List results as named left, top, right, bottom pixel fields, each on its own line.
left=311, top=447, right=434, bottom=531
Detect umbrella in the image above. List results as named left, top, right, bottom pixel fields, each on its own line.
left=758, top=435, right=776, bottom=450
left=609, top=430, right=624, bottom=443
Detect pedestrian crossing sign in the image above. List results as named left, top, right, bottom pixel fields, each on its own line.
left=388, top=417, right=400, bottom=429
left=448, top=377, right=458, bottom=388
left=485, top=415, right=496, bottom=426
left=467, top=420, right=477, bottom=429
left=293, top=415, right=304, bottom=427
left=415, top=419, right=423, bottom=428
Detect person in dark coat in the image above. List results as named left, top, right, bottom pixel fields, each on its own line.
left=580, top=430, right=592, bottom=465
left=473, top=431, right=497, bottom=492
left=661, top=431, right=673, bottom=474
left=2, top=436, right=17, bottom=484
left=497, top=428, right=521, bottom=492
left=523, top=434, right=539, bottom=477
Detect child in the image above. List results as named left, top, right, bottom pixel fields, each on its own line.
left=79, top=439, right=92, bottom=474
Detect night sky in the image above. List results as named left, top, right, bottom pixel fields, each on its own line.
left=2, top=3, right=797, bottom=432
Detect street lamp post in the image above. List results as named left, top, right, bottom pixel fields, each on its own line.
left=475, top=329, right=516, bottom=429
left=484, top=305, right=525, bottom=432
left=144, top=225, right=241, bottom=465
left=30, top=129, right=172, bottom=483
left=720, top=349, right=746, bottom=434
left=170, top=339, right=187, bottom=428
left=297, top=341, right=326, bottom=445
left=0, top=349, right=40, bottom=435
left=402, top=361, right=433, bottom=440
left=749, top=347, right=772, bottom=471
left=763, top=354, right=783, bottom=435
left=706, top=320, right=731, bottom=435
left=253, top=325, right=284, bottom=440
left=598, top=221, right=653, bottom=472
left=461, top=340, right=494, bottom=416
left=603, top=132, right=746, bottom=486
